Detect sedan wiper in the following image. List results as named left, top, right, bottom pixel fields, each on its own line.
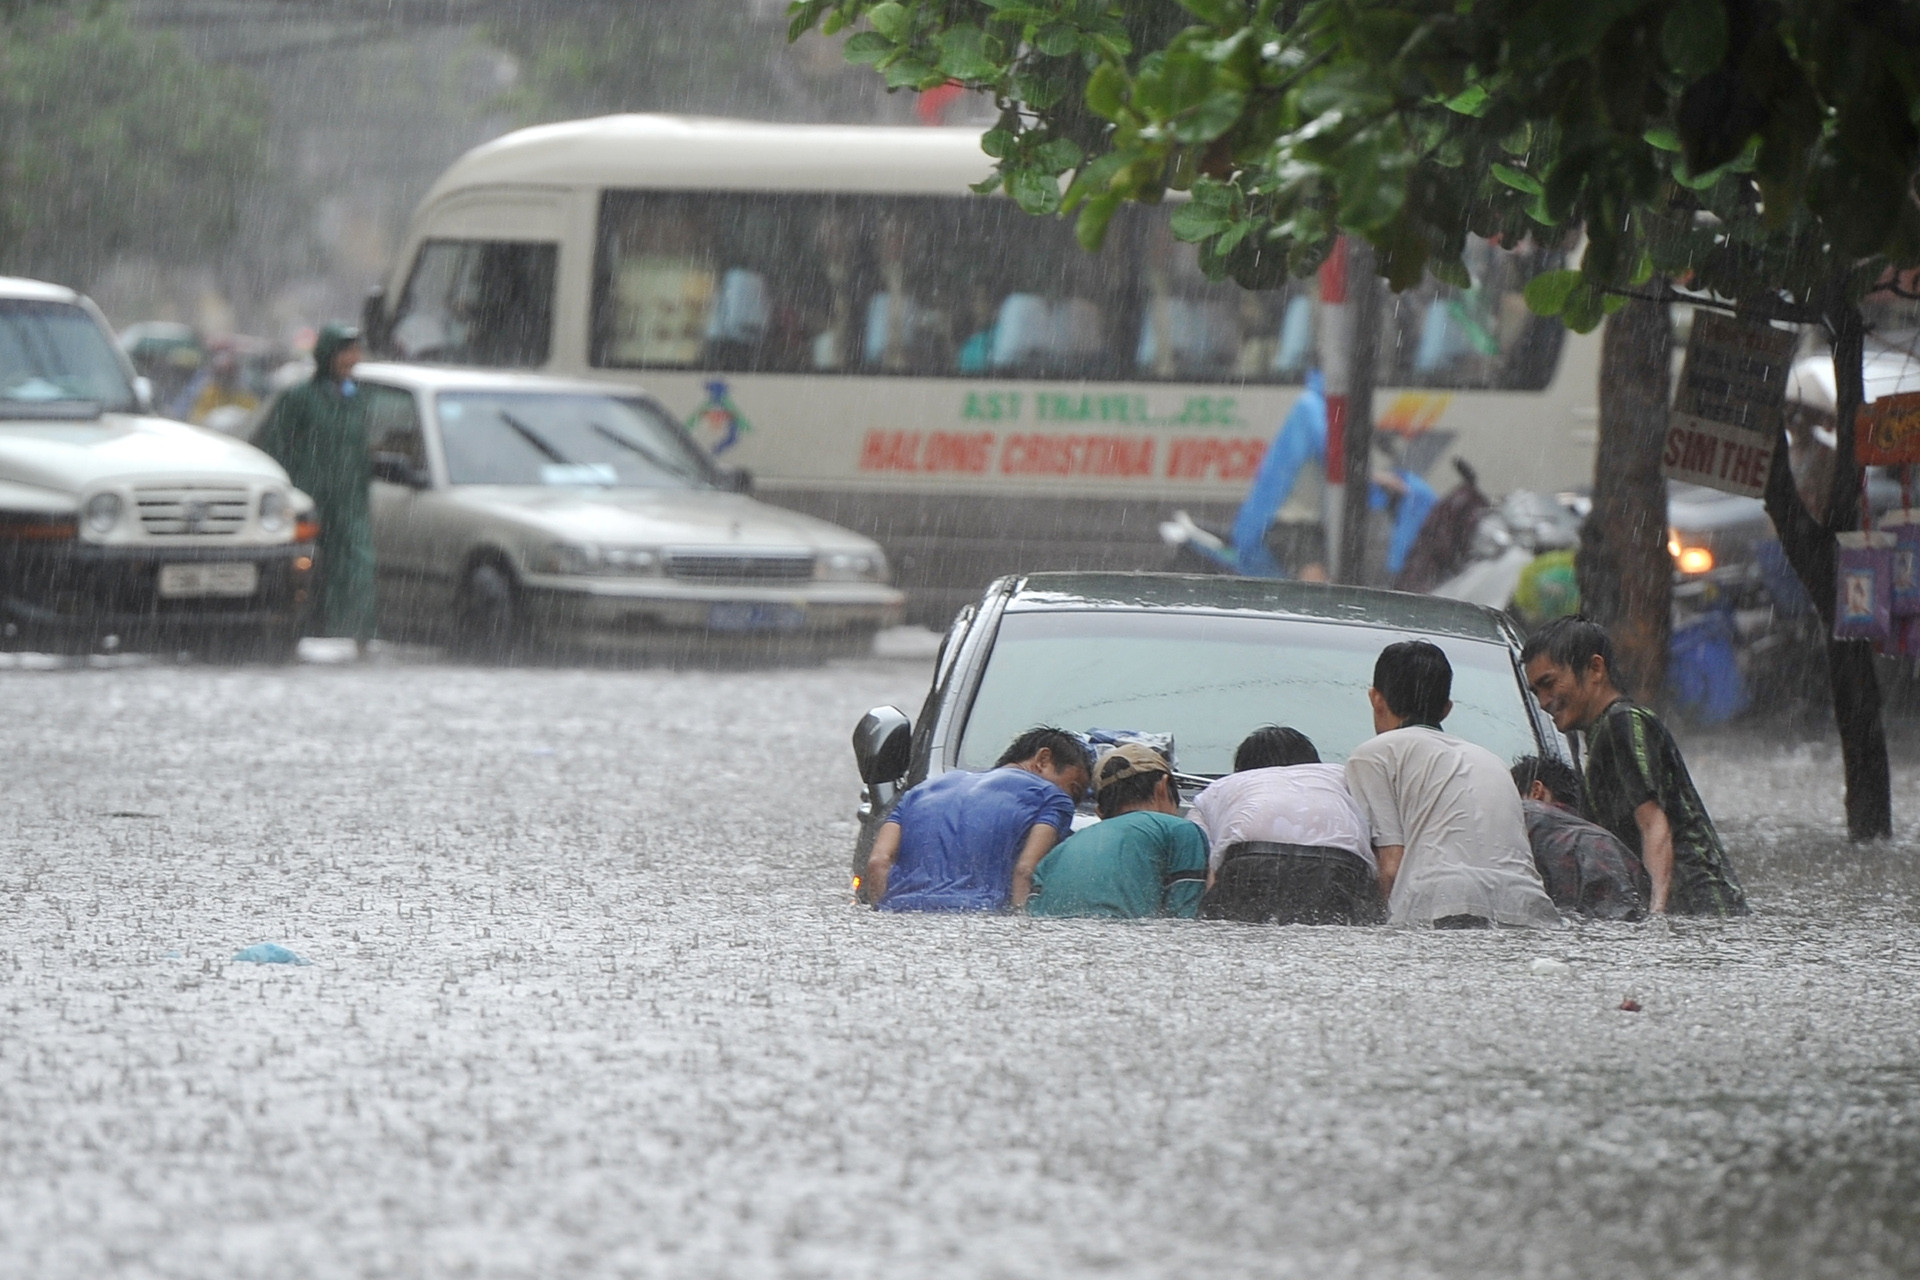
left=588, top=421, right=701, bottom=482
left=497, top=410, right=571, bottom=464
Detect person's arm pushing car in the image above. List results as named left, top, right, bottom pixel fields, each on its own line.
left=865, top=821, right=902, bottom=907
left=1374, top=844, right=1405, bottom=901
left=1009, top=824, right=1062, bottom=910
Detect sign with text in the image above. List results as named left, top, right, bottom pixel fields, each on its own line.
left=1662, top=312, right=1797, bottom=496
left=1859, top=391, right=1920, bottom=465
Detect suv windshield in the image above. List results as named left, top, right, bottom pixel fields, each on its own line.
left=435, top=392, right=714, bottom=488
left=955, top=610, right=1539, bottom=776
left=0, top=299, right=138, bottom=414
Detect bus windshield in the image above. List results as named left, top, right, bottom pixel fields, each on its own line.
left=592, top=191, right=1566, bottom=391
left=434, top=392, right=713, bottom=488
left=954, top=609, right=1539, bottom=776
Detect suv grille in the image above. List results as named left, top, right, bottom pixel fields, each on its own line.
left=665, top=551, right=815, bottom=584
left=135, top=486, right=250, bottom=537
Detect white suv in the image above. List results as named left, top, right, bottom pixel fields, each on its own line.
left=0, top=277, right=316, bottom=657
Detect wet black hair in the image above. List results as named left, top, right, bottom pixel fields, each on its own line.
left=1233, top=725, right=1321, bottom=771
left=1373, top=640, right=1452, bottom=726
left=1095, top=767, right=1177, bottom=819
left=995, top=727, right=1093, bottom=774
left=1519, top=616, right=1614, bottom=679
left=1512, top=755, right=1582, bottom=809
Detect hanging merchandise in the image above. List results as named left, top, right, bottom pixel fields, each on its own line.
left=1857, top=393, right=1920, bottom=466
left=1886, top=510, right=1920, bottom=617
left=1834, top=531, right=1895, bottom=641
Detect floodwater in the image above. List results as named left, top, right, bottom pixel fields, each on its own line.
left=2, top=647, right=1917, bottom=1279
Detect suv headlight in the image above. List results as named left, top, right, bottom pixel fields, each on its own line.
left=817, top=549, right=886, bottom=582
left=83, top=491, right=123, bottom=535
left=529, top=543, right=661, bottom=577
left=258, top=489, right=290, bottom=533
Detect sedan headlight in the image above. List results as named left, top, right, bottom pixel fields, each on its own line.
left=528, top=543, right=662, bottom=577
left=83, top=491, right=123, bottom=535
left=816, top=549, right=887, bottom=582
left=258, top=489, right=290, bottom=534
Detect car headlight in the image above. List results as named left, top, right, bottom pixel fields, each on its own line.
left=528, top=543, right=661, bottom=577
left=258, top=489, right=290, bottom=533
left=83, top=491, right=122, bottom=535
left=817, top=550, right=886, bottom=582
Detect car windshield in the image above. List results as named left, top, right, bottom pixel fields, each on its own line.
left=955, top=609, right=1539, bottom=776
left=0, top=299, right=138, bottom=413
left=435, top=391, right=713, bottom=488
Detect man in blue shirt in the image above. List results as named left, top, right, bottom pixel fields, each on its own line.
left=866, top=727, right=1091, bottom=913
left=1027, top=743, right=1210, bottom=919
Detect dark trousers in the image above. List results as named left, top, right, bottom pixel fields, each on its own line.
left=1201, top=842, right=1384, bottom=925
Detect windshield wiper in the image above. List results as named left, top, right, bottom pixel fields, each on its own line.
left=588, top=421, right=701, bottom=482
left=497, top=410, right=572, bottom=464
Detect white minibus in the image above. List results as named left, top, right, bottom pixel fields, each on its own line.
left=364, top=114, right=1598, bottom=621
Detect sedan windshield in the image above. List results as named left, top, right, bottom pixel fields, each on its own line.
left=0, top=300, right=138, bottom=414
left=955, top=610, right=1540, bottom=776
left=435, top=391, right=713, bottom=488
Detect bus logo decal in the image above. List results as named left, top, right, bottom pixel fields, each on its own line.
left=689, top=379, right=752, bottom=455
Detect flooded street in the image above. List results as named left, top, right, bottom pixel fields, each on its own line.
left=3, top=649, right=1918, bottom=1279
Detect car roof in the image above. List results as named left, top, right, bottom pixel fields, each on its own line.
left=0, top=277, right=83, bottom=304
left=1001, top=572, right=1518, bottom=643
left=354, top=362, right=660, bottom=399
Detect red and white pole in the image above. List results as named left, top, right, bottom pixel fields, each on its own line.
left=1318, top=237, right=1351, bottom=581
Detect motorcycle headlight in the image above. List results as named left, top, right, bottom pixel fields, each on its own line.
left=83, top=491, right=123, bottom=535
left=817, top=550, right=886, bottom=582
left=258, top=489, right=290, bottom=533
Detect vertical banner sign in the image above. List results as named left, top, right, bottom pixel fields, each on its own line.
left=1662, top=312, right=1797, bottom=497
left=1320, top=238, right=1350, bottom=579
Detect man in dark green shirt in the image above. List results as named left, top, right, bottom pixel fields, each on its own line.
left=1027, top=743, right=1210, bottom=919
left=1521, top=618, right=1748, bottom=916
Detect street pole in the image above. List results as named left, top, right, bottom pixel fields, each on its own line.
left=1342, top=242, right=1380, bottom=585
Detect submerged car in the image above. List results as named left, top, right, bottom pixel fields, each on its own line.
left=325, top=364, right=905, bottom=656
left=849, top=572, right=1566, bottom=899
left=0, top=277, right=316, bottom=657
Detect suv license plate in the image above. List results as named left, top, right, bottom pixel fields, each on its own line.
left=707, top=603, right=804, bottom=632
left=158, top=563, right=259, bottom=599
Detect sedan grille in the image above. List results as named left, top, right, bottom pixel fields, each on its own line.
left=665, top=551, right=815, bottom=584
left=135, top=486, right=250, bottom=537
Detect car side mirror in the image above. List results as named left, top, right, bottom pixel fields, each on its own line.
left=719, top=466, right=752, bottom=494
left=133, top=376, right=155, bottom=414
left=361, top=285, right=389, bottom=355
left=370, top=451, right=428, bottom=488
left=853, top=705, right=912, bottom=785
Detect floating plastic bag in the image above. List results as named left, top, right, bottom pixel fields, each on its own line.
left=232, top=942, right=307, bottom=965
left=1834, top=531, right=1895, bottom=641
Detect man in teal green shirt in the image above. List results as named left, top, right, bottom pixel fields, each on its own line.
left=1027, top=743, right=1210, bottom=919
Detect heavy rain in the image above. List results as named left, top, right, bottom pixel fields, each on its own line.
left=2, top=2, right=1919, bottom=1277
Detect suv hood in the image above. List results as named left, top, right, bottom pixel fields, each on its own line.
left=0, top=412, right=291, bottom=493
left=447, top=486, right=883, bottom=551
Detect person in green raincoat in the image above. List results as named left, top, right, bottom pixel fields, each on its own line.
left=254, top=324, right=378, bottom=651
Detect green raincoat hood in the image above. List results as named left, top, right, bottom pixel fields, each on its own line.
left=311, top=324, right=361, bottom=384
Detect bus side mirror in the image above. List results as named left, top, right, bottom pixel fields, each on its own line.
left=853, top=705, right=911, bottom=785
left=361, top=285, right=389, bottom=355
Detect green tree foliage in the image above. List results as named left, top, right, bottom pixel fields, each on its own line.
left=0, top=3, right=269, bottom=285
left=789, top=0, right=1920, bottom=329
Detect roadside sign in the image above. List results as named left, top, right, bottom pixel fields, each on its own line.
left=1662, top=312, right=1797, bottom=497
left=1858, top=391, right=1920, bottom=465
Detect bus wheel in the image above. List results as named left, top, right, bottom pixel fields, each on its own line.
left=456, top=558, right=520, bottom=660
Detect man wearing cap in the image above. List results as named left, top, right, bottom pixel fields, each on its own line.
left=254, top=324, right=377, bottom=653
left=1025, top=743, right=1210, bottom=919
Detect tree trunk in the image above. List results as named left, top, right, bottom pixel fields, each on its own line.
left=1762, top=297, right=1893, bottom=840
left=1340, top=243, right=1381, bottom=584
left=1576, top=290, right=1673, bottom=701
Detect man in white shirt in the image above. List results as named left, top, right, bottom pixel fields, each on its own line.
left=1344, top=641, right=1561, bottom=929
left=1189, top=726, right=1381, bottom=923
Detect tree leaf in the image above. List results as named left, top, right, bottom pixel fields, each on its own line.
left=1176, top=0, right=1249, bottom=26
left=938, top=25, right=1001, bottom=81
left=1522, top=269, right=1583, bottom=316
left=867, top=2, right=911, bottom=41
left=843, top=32, right=894, bottom=66
left=1491, top=162, right=1543, bottom=195
left=1007, top=167, right=1064, bottom=215
left=1662, top=0, right=1728, bottom=78
left=1085, top=62, right=1129, bottom=120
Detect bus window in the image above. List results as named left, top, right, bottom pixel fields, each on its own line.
left=391, top=240, right=557, bottom=367
left=589, top=189, right=1564, bottom=389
